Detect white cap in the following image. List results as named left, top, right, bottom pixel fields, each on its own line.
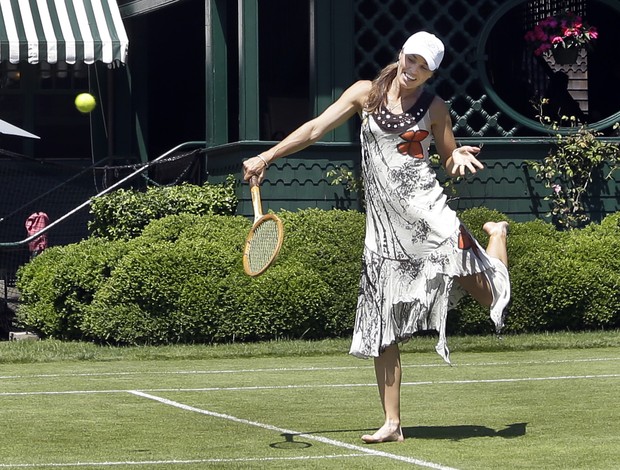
left=401, top=32, right=445, bottom=71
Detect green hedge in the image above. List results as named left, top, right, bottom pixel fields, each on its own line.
left=17, top=238, right=130, bottom=340
left=88, top=176, right=238, bottom=240
left=17, top=210, right=365, bottom=344
left=16, top=208, right=620, bottom=345
left=451, top=210, right=620, bottom=334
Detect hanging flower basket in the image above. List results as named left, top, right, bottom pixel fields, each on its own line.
left=552, top=47, right=579, bottom=65
left=524, top=10, right=597, bottom=59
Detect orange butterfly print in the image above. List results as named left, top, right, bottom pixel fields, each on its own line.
left=458, top=225, right=481, bottom=257
left=397, top=130, right=429, bottom=159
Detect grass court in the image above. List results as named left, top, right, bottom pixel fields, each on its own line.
left=1, top=333, right=619, bottom=469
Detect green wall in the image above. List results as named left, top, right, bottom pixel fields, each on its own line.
left=205, top=140, right=620, bottom=223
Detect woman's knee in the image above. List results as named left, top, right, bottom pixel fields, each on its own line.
left=456, top=274, right=493, bottom=307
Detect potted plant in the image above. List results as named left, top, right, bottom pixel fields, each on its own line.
left=524, top=10, right=598, bottom=64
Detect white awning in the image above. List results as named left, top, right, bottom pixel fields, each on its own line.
left=0, top=118, right=39, bottom=139
left=0, top=0, right=129, bottom=65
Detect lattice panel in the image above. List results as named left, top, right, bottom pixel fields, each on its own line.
left=354, top=0, right=521, bottom=137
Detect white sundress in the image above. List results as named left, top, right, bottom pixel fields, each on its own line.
left=348, top=92, right=510, bottom=363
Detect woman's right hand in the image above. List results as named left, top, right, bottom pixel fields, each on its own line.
left=447, top=146, right=484, bottom=177
left=242, top=155, right=269, bottom=183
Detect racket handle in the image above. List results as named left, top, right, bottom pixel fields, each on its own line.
left=250, top=176, right=263, bottom=221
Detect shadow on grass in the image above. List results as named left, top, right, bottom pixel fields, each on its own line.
left=403, top=422, right=527, bottom=441
left=269, top=429, right=375, bottom=449
left=270, top=423, right=526, bottom=448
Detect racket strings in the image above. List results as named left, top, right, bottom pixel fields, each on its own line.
left=247, top=218, right=281, bottom=274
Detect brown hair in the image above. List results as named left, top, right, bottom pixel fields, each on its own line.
left=364, top=62, right=398, bottom=114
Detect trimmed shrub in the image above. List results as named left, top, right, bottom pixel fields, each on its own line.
left=18, top=210, right=365, bottom=345
left=15, top=206, right=620, bottom=344
left=276, top=208, right=365, bottom=336
left=452, top=211, right=620, bottom=333
left=81, top=210, right=365, bottom=345
left=16, top=238, right=130, bottom=339
left=80, top=213, right=249, bottom=344
left=88, top=176, right=238, bottom=240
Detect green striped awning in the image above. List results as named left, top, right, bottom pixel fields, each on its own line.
left=0, top=0, right=128, bottom=65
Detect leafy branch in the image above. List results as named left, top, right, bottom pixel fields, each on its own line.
left=527, top=100, right=620, bottom=230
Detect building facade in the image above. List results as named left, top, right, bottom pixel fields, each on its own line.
left=1, top=0, right=619, bottom=227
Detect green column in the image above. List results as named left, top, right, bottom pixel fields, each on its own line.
left=238, top=0, right=260, bottom=140
left=311, top=0, right=354, bottom=143
left=206, top=0, right=229, bottom=146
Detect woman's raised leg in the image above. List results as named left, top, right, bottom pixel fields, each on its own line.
left=456, top=221, right=509, bottom=306
left=482, top=221, right=509, bottom=266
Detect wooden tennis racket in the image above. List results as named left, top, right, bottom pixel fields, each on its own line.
left=243, top=176, right=284, bottom=276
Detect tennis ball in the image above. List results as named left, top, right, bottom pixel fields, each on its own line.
left=75, top=93, right=96, bottom=113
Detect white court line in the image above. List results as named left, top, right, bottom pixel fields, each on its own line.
left=0, top=454, right=367, bottom=468
left=130, top=390, right=459, bottom=470
left=1, top=356, right=618, bottom=381
left=1, top=373, right=619, bottom=397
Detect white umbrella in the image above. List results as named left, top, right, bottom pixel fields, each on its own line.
left=0, top=118, right=40, bottom=139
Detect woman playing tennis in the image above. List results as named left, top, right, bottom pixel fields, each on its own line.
left=242, top=31, right=510, bottom=444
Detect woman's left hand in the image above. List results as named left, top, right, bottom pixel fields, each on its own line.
left=449, top=146, right=484, bottom=177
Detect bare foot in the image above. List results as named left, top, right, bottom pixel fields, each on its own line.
left=483, top=221, right=509, bottom=237
left=361, top=425, right=404, bottom=444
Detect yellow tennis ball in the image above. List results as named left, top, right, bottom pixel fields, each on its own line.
left=75, top=93, right=96, bottom=113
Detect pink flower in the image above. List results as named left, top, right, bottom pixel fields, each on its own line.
left=524, top=10, right=598, bottom=54
left=552, top=184, right=561, bottom=194
left=551, top=36, right=564, bottom=45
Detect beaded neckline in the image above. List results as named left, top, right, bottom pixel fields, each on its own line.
left=372, top=91, right=434, bottom=132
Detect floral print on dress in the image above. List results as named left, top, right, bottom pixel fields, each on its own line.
left=349, top=97, right=511, bottom=363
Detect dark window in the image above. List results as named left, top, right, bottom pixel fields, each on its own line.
left=143, top=0, right=207, bottom=158
left=258, top=0, right=310, bottom=140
